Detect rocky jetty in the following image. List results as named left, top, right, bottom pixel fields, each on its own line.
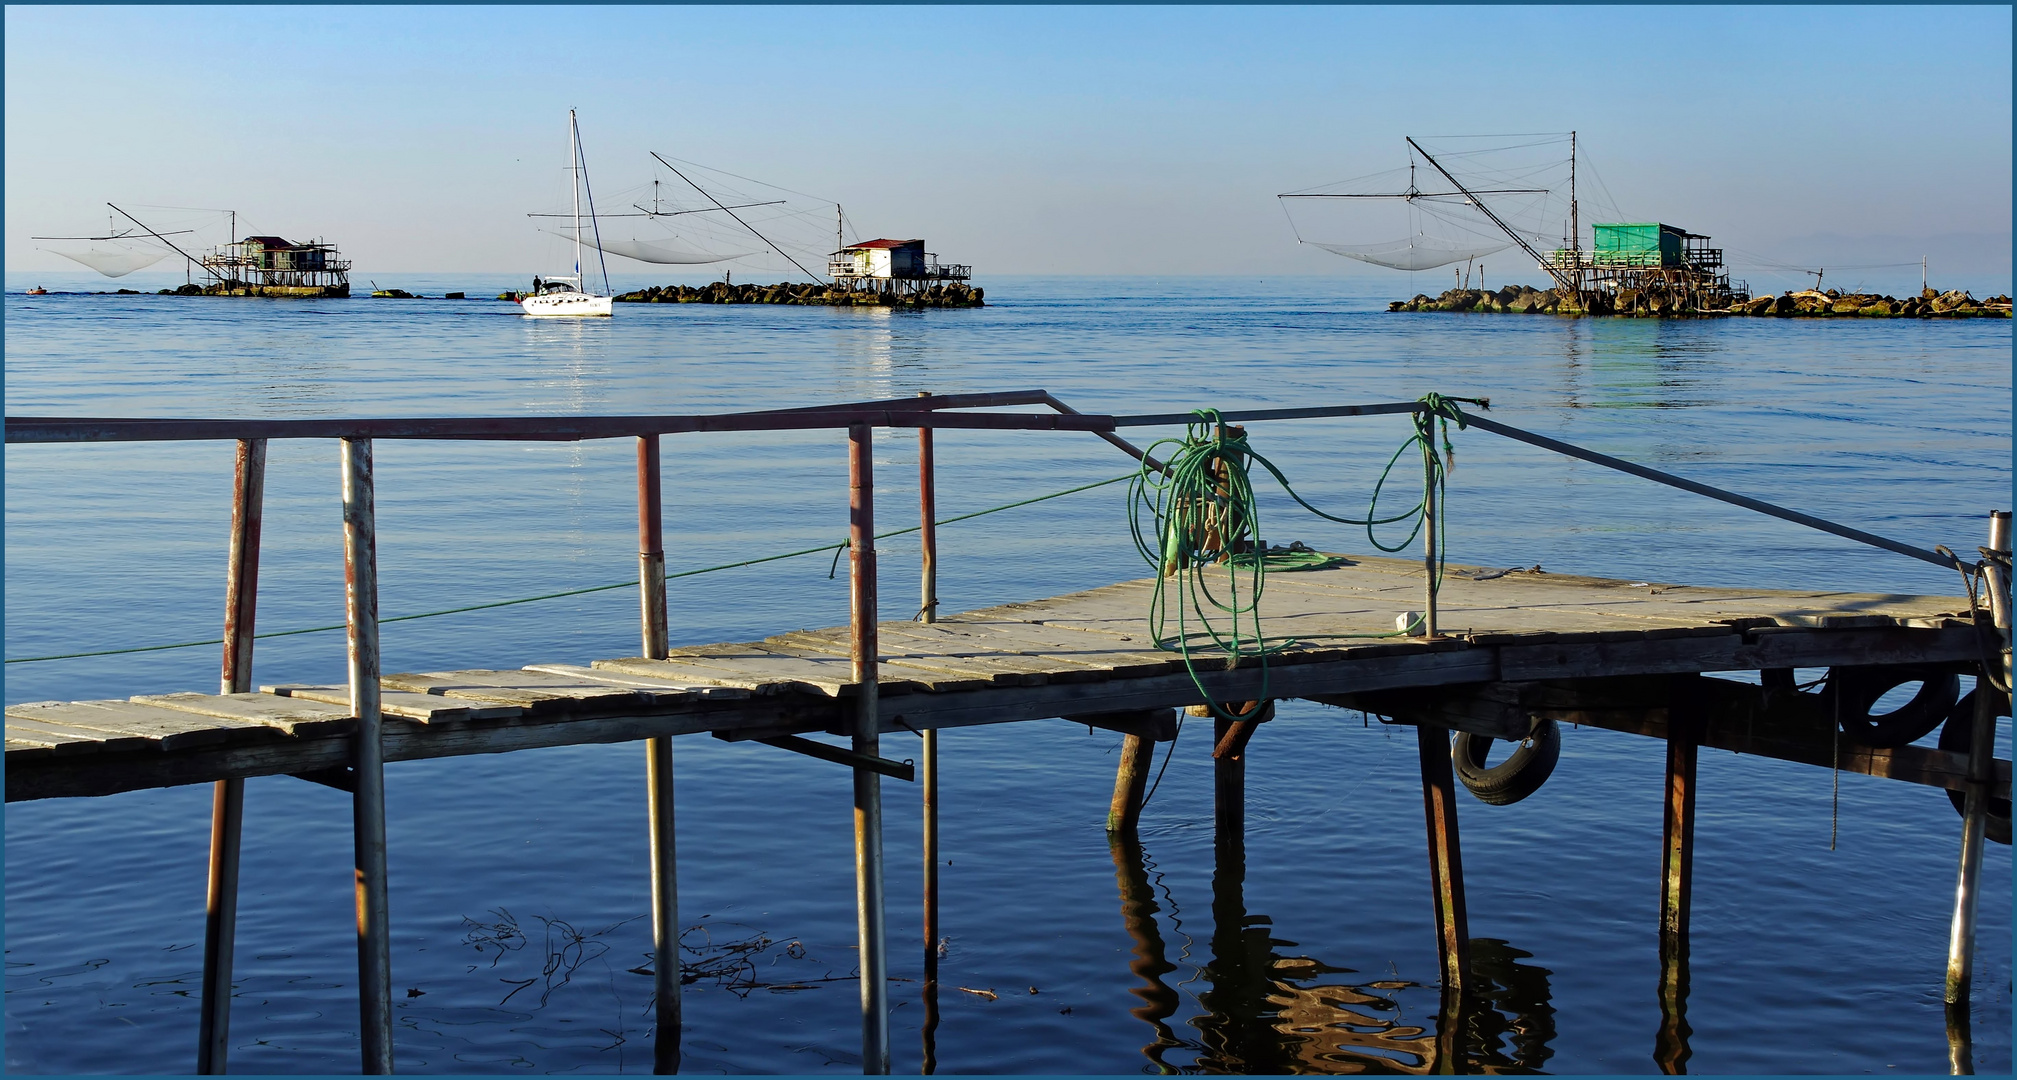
left=1392, top=285, right=2011, bottom=318
left=611, top=281, right=984, bottom=308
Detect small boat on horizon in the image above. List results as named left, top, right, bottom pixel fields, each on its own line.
left=521, top=109, right=614, bottom=318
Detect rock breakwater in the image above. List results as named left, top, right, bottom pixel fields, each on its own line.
left=1392, top=285, right=2011, bottom=318
left=608, top=281, right=984, bottom=308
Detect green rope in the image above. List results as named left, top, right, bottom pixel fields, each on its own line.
left=1126, top=395, right=1484, bottom=720
left=5, top=472, right=1135, bottom=666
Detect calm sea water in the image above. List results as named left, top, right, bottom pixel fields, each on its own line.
left=4, top=275, right=2011, bottom=1074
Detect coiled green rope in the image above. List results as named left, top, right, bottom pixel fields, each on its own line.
left=1126, top=394, right=1485, bottom=719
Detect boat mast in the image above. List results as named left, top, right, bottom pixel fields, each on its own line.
left=570, top=110, right=583, bottom=286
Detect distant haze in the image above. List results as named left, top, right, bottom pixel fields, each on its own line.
left=6, top=6, right=2010, bottom=293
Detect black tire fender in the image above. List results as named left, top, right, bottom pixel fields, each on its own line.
left=1940, top=688, right=2012, bottom=846
left=1825, top=664, right=1960, bottom=748
left=1453, top=718, right=1561, bottom=806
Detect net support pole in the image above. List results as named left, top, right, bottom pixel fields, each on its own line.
left=637, top=435, right=680, bottom=1073
left=1945, top=511, right=2011, bottom=1006
left=849, top=423, right=891, bottom=1075
left=342, top=437, right=394, bottom=1074
left=198, top=441, right=263, bottom=1074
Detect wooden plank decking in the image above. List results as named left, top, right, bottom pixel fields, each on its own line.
left=7, top=553, right=1998, bottom=802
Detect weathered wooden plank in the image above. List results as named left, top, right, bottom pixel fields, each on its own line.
left=379, top=670, right=656, bottom=711
left=520, top=664, right=748, bottom=699
left=769, top=630, right=1046, bottom=687
left=592, top=649, right=911, bottom=697
left=6, top=700, right=266, bottom=751
left=261, top=684, right=517, bottom=724
left=139, top=691, right=357, bottom=737
left=5, top=739, right=56, bottom=760
left=5, top=716, right=154, bottom=755
left=6, top=693, right=845, bottom=802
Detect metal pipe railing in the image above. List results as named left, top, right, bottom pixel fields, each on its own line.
left=10, top=387, right=1990, bottom=1075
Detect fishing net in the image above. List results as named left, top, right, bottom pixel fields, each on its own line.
left=1281, top=134, right=1608, bottom=277
left=46, top=244, right=167, bottom=278
left=1311, top=237, right=1510, bottom=272
left=544, top=230, right=754, bottom=265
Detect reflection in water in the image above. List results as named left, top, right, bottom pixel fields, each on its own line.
left=1654, top=927, right=1691, bottom=1074
left=1109, top=832, right=1189, bottom=1072
left=1948, top=1000, right=1975, bottom=1075
left=1108, top=833, right=1558, bottom=1073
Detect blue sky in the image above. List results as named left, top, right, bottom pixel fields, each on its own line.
left=6, top=5, right=2010, bottom=289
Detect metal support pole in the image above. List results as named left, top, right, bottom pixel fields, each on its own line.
left=916, top=395, right=941, bottom=1039
left=918, top=392, right=938, bottom=627
left=1656, top=690, right=1700, bottom=1074
left=638, top=435, right=668, bottom=660
left=1416, top=725, right=1468, bottom=995
left=1422, top=441, right=1439, bottom=638
left=342, top=438, right=394, bottom=1074
left=848, top=423, right=891, bottom=1074
left=638, top=434, right=680, bottom=1073
left=1946, top=511, right=2010, bottom=1007
left=199, top=438, right=264, bottom=1074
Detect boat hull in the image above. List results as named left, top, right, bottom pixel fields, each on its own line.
left=520, top=293, right=613, bottom=317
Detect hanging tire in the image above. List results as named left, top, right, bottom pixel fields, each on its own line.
left=1453, top=719, right=1560, bottom=806
left=1824, top=664, right=1959, bottom=748
left=1940, top=688, right=2011, bottom=846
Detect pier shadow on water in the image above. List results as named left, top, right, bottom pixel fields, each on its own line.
left=973, top=828, right=1563, bottom=1074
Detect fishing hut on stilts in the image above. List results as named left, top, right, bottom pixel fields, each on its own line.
left=4, top=391, right=2008, bottom=1073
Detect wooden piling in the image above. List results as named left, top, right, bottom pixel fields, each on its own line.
left=1660, top=695, right=1700, bottom=954
left=1107, top=733, right=1157, bottom=834
left=1945, top=510, right=2010, bottom=1006
left=1415, top=725, right=1469, bottom=995
left=199, top=438, right=263, bottom=1074
left=341, top=438, right=394, bottom=1074
left=637, top=435, right=680, bottom=1074
left=848, top=423, right=891, bottom=1075
left=1657, top=686, right=1700, bottom=1074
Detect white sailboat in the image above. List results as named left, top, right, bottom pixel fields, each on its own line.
left=522, top=109, right=614, bottom=318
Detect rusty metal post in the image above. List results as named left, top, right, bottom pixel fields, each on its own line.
left=1946, top=511, right=2010, bottom=1007
left=1656, top=690, right=1700, bottom=1074
left=635, top=435, right=680, bottom=1072
left=916, top=394, right=942, bottom=1034
left=1416, top=725, right=1468, bottom=995
left=849, top=423, right=891, bottom=1074
left=638, top=435, right=668, bottom=659
left=918, top=392, right=938, bottom=627
left=1422, top=438, right=1439, bottom=638
left=341, top=438, right=394, bottom=1074
left=198, top=438, right=264, bottom=1073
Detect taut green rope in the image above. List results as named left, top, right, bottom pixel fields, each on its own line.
left=7, top=472, right=1134, bottom=665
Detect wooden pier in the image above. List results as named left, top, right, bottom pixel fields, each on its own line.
left=5, top=391, right=2009, bottom=1074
